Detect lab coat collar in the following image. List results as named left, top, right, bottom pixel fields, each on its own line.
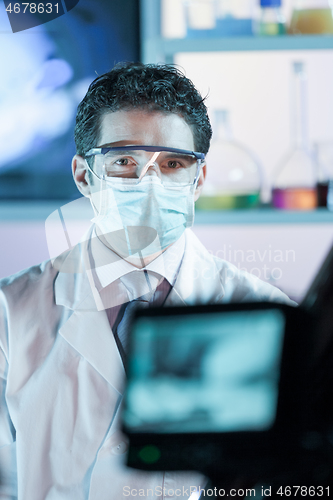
left=91, top=229, right=185, bottom=290
left=54, top=228, right=226, bottom=310
left=166, top=229, right=225, bottom=306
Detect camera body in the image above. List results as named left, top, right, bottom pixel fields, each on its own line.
left=122, top=302, right=325, bottom=485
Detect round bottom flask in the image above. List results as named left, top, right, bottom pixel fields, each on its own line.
left=196, top=110, right=262, bottom=210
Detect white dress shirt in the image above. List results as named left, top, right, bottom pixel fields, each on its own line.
left=86, top=228, right=185, bottom=335
left=84, top=229, right=185, bottom=359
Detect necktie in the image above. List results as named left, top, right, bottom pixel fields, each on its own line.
left=113, top=299, right=149, bottom=363
left=110, top=273, right=172, bottom=364
left=120, top=270, right=162, bottom=302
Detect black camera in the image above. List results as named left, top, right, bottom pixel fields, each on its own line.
left=122, top=247, right=333, bottom=490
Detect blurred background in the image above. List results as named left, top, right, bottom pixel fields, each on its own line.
left=0, top=0, right=140, bottom=200
left=1, top=0, right=333, bottom=302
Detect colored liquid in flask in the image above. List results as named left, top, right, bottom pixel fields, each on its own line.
left=196, top=192, right=261, bottom=210
left=272, top=187, right=317, bottom=210
left=289, top=8, right=333, bottom=34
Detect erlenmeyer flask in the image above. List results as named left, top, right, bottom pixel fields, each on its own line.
left=196, top=110, right=262, bottom=210
left=289, top=0, right=333, bottom=34
left=272, top=62, right=317, bottom=210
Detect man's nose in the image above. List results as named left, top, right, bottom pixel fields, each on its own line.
left=138, top=152, right=162, bottom=181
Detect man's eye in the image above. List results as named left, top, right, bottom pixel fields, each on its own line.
left=115, top=158, right=131, bottom=166
left=166, top=160, right=181, bottom=169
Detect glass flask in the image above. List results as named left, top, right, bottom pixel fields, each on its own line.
left=289, top=0, right=333, bottom=34
left=272, top=62, right=317, bottom=210
left=215, top=0, right=253, bottom=36
left=253, top=0, right=286, bottom=36
left=314, top=141, right=333, bottom=208
left=196, top=110, right=262, bottom=210
left=184, top=0, right=217, bottom=38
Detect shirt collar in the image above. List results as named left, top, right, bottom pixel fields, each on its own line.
left=88, top=227, right=185, bottom=291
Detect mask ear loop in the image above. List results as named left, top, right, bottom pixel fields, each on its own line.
left=85, top=159, right=98, bottom=215
left=138, top=151, right=162, bottom=182
left=97, top=162, right=109, bottom=219
left=186, top=158, right=203, bottom=228
left=193, top=158, right=204, bottom=188
left=84, top=158, right=107, bottom=218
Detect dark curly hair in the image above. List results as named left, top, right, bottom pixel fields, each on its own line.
left=74, top=62, right=212, bottom=159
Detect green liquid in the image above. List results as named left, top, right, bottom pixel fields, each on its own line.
left=259, top=22, right=286, bottom=36
left=196, top=192, right=261, bottom=210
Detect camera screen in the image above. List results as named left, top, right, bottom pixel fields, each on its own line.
left=123, top=309, right=285, bottom=434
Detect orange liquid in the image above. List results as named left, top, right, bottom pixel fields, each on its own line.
left=272, top=187, right=317, bottom=210
left=289, top=8, right=333, bottom=34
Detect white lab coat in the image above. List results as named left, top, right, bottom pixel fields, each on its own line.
left=0, top=229, right=293, bottom=499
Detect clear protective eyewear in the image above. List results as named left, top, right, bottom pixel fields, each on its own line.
left=85, top=145, right=205, bottom=187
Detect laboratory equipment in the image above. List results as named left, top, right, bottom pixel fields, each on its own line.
left=314, top=142, right=329, bottom=207
left=184, top=0, right=217, bottom=38
left=314, top=141, right=333, bottom=209
left=215, top=0, right=253, bottom=36
left=253, top=0, right=286, bottom=36
left=184, top=0, right=253, bottom=38
left=123, top=301, right=312, bottom=483
left=196, top=110, right=262, bottom=210
left=122, top=243, right=333, bottom=488
left=272, top=62, right=317, bottom=210
left=289, top=0, right=333, bottom=34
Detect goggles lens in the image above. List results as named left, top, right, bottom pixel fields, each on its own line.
left=86, top=148, right=204, bottom=187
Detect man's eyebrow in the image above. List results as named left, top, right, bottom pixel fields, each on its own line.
left=104, top=149, right=139, bottom=155
left=162, top=152, right=194, bottom=159
left=97, top=141, right=139, bottom=148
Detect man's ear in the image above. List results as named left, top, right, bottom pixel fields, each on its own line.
left=72, top=155, right=91, bottom=197
left=194, top=163, right=206, bottom=202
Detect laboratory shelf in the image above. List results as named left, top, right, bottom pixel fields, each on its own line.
left=194, top=207, right=333, bottom=225
left=163, top=35, right=333, bottom=54
left=1, top=202, right=333, bottom=224
left=141, top=0, right=333, bottom=63
left=143, top=35, right=333, bottom=63
left=0, top=201, right=91, bottom=221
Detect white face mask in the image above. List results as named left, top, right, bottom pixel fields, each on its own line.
left=90, top=176, right=196, bottom=258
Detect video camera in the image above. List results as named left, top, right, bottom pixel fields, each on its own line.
left=121, top=246, right=333, bottom=491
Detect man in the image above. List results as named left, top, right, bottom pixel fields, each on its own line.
left=0, top=63, right=293, bottom=499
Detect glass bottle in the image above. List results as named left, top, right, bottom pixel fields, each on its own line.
left=184, top=0, right=217, bottom=38
left=313, top=143, right=329, bottom=207
left=215, top=0, right=253, bottom=36
left=289, top=0, right=333, bottom=34
left=254, top=0, right=286, bottom=36
left=196, top=110, right=262, bottom=210
left=272, top=62, right=317, bottom=210
left=314, top=141, right=333, bottom=208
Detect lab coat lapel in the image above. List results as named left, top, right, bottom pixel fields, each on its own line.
left=165, top=229, right=225, bottom=306
left=58, top=307, right=125, bottom=395
left=54, top=245, right=125, bottom=395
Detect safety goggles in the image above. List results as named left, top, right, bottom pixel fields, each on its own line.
left=85, top=145, right=205, bottom=187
